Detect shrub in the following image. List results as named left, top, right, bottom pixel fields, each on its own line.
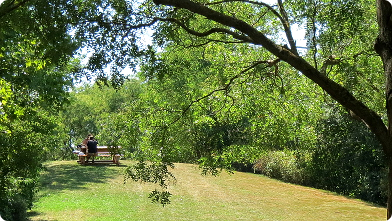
left=0, top=177, right=38, bottom=221
left=307, top=112, right=387, bottom=205
left=253, top=150, right=308, bottom=184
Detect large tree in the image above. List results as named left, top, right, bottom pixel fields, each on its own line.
left=0, top=0, right=82, bottom=219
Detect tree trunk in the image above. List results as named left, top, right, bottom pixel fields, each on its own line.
left=388, top=160, right=392, bottom=219
left=376, top=0, right=392, bottom=218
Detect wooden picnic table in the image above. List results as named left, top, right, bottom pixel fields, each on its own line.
left=73, top=146, right=122, bottom=166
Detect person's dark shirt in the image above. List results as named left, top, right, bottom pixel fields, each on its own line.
left=87, top=140, right=98, bottom=153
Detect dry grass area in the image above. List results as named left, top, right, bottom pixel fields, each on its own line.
left=29, top=160, right=386, bottom=221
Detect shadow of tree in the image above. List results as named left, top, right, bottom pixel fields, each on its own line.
left=28, top=162, right=128, bottom=220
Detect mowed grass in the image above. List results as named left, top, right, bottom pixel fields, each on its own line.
left=29, top=160, right=386, bottom=221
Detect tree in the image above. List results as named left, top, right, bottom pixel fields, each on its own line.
left=137, top=39, right=325, bottom=164
left=71, top=0, right=392, bottom=218
left=178, top=0, right=392, bottom=214
left=0, top=0, right=82, bottom=219
left=59, top=79, right=144, bottom=155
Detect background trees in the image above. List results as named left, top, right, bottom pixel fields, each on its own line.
left=59, top=26, right=387, bottom=208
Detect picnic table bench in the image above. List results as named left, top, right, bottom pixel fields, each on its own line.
left=73, top=146, right=122, bottom=166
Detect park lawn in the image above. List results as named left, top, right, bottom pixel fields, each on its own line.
left=28, top=160, right=386, bottom=221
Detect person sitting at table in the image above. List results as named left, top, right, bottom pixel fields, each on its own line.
left=86, top=136, right=98, bottom=163
left=80, top=134, right=92, bottom=154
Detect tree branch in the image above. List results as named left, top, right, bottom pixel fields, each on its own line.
left=0, top=0, right=31, bottom=19
left=101, top=16, right=251, bottom=43
left=168, top=59, right=274, bottom=126
left=180, top=39, right=246, bottom=49
left=161, top=17, right=252, bottom=42
left=153, top=0, right=390, bottom=155
left=311, top=5, right=318, bottom=69
left=277, top=0, right=298, bottom=55
left=122, top=17, right=161, bottom=38
left=320, top=55, right=340, bottom=75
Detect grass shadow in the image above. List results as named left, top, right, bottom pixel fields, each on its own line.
left=28, top=161, right=129, bottom=220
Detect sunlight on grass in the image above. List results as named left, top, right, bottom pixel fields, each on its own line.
left=29, top=161, right=386, bottom=221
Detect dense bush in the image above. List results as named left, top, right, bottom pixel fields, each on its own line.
left=0, top=127, right=43, bottom=220
left=0, top=106, right=61, bottom=220
left=308, top=113, right=387, bottom=205
left=253, top=150, right=308, bottom=185
left=252, top=112, right=388, bottom=206
left=0, top=178, right=36, bottom=221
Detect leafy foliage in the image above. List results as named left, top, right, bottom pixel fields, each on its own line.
left=0, top=0, right=388, bottom=214
left=309, top=109, right=387, bottom=205
left=124, top=161, right=175, bottom=206
left=0, top=0, right=82, bottom=219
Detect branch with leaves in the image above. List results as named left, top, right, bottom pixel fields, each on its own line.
left=152, top=0, right=390, bottom=157
left=0, top=0, right=31, bottom=19
left=166, top=58, right=279, bottom=126
left=162, top=17, right=252, bottom=43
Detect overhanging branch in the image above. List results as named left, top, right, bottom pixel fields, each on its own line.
left=277, top=0, right=298, bottom=55
left=161, top=18, right=252, bottom=42
left=153, top=0, right=390, bottom=155
left=181, top=39, right=247, bottom=49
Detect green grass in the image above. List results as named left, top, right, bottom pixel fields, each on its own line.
left=29, top=160, right=386, bottom=221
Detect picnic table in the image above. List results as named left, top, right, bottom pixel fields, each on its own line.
left=73, top=146, right=122, bottom=166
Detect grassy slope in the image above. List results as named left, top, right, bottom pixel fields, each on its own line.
left=29, top=160, right=386, bottom=221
